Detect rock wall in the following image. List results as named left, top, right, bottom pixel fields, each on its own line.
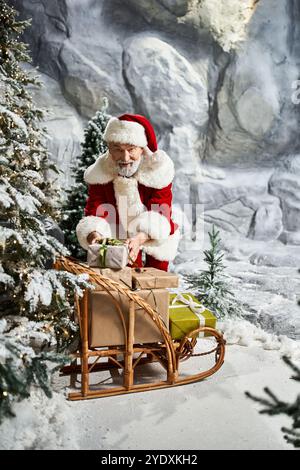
left=6, top=0, right=300, bottom=254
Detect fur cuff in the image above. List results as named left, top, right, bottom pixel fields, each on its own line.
left=143, top=229, right=181, bottom=261
left=76, top=216, right=112, bottom=250
left=128, top=210, right=170, bottom=240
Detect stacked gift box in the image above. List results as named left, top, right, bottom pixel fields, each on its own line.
left=85, top=240, right=217, bottom=348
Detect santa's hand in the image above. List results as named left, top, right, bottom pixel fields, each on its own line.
left=87, top=231, right=103, bottom=245
left=125, top=232, right=149, bottom=264
left=125, top=237, right=140, bottom=264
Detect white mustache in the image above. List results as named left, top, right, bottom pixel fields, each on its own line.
left=116, top=158, right=141, bottom=177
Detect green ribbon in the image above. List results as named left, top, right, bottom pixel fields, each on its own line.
left=98, top=238, right=135, bottom=268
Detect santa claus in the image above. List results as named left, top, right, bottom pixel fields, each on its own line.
left=76, top=113, right=180, bottom=272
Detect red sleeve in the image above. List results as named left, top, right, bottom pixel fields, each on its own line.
left=145, top=183, right=178, bottom=235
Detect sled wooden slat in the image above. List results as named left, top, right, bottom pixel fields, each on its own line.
left=54, top=256, right=226, bottom=400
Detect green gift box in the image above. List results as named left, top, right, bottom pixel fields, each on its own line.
left=169, top=292, right=217, bottom=340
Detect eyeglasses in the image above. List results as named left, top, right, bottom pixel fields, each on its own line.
left=110, top=145, right=141, bottom=155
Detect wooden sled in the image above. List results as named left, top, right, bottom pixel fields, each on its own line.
left=54, top=256, right=226, bottom=401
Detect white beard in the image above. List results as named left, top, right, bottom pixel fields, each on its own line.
left=116, top=156, right=142, bottom=177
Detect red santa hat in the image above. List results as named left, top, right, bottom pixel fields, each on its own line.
left=103, top=113, right=158, bottom=152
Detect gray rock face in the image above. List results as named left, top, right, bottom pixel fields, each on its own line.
left=6, top=0, right=300, bottom=242
left=25, top=65, right=84, bottom=188
left=204, top=0, right=300, bottom=166
left=269, top=155, right=300, bottom=232
left=123, top=34, right=208, bottom=131
left=247, top=202, right=283, bottom=242
left=189, top=166, right=286, bottom=242
left=5, top=0, right=300, bottom=339
left=9, top=0, right=300, bottom=172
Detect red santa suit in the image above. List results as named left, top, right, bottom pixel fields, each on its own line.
left=76, top=114, right=180, bottom=271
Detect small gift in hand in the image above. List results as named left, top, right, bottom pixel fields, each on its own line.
left=87, top=238, right=130, bottom=269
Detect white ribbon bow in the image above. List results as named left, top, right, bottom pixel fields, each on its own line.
left=170, top=293, right=207, bottom=335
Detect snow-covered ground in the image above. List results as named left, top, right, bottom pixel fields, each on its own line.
left=1, top=228, right=300, bottom=450
left=173, top=226, right=300, bottom=341
left=0, top=338, right=299, bottom=450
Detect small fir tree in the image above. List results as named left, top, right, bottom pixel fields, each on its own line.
left=60, top=99, right=111, bottom=259
left=183, top=224, right=243, bottom=318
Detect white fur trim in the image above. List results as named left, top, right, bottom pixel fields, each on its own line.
left=127, top=210, right=171, bottom=240
left=143, top=228, right=181, bottom=261
left=84, top=151, right=118, bottom=185
left=135, top=149, right=175, bottom=188
left=76, top=215, right=112, bottom=250
left=84, top=149, right=174, bottom=188
left=103, top=117, right=148, bottom=147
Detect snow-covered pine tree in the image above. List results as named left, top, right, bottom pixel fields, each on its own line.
left=183, top=224, right=242, bottom=318
left=60, top=99, right=111, bottom=259
left=0, top=1, right=90, bottom=421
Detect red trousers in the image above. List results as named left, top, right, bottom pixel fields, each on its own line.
left=127, top=249, right=169, bottom=272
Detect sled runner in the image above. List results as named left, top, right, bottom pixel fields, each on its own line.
left=54, top=256, right=225, bottom=400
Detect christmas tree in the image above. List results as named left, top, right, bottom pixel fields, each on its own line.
left=60, top=99, right=111, bottom=259
left=0, top=1, right=90, bottom=421
left=183, top=224, right=243, bottom=318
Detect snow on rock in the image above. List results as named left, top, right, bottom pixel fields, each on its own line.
left=195, top=0, right=260, bottom=51
left=0, top=390, right=79, bottom=450
left=220, top=318, right=300, bottom=362
left=125, top=0, right=259, bottom=51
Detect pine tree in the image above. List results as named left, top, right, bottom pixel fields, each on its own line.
left=183, top=224, right=243, bottom=318
left=0, top=1, right=90, bottom=421
left=60, top=99, right=111, bottom=259
left=245, top=356, right=300, bottom=448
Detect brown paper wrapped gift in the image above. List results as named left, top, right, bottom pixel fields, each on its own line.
left=89, top=288, right=170, bottom=347
left=88, top=266, right=132, bottom=290
left=132, top=267, right=179, bottom=289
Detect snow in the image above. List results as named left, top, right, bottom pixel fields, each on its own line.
left=0, top=336, right=299, bottom=450
left=0, top=183, right=14, bottom=209
left=1, top=209, right=300, bottom=449
left=220, top=319, right=300, bottom=362
left=1, top=238, right=300, bottom=449
left=15, top=192, right=41, bottom=215
left=0, top=105, right=28, bottom=137
left=0, top=390, right=79, bottom=450
left=173, top=228, right=300, bottom=340
left=25, top=271, right=53, bottom=310
left=24, top=269, right=90, bottom=312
